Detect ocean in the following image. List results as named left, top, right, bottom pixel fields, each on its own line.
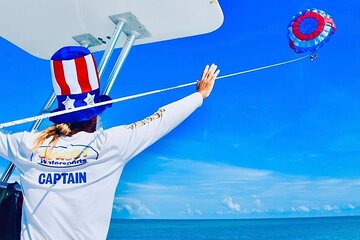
left=107, top=216, right=360, bottom=240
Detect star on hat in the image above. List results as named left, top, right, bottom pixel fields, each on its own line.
left=84, top=93, right=95, bottom=105
left=62, top=96, right=75, bottom=110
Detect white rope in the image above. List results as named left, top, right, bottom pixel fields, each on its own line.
left=0, top=55, right=309, bottom=129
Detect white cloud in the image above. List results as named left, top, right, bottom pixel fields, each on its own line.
left=113, top=203, right=132, bottom=212
left=179, top=204, right=203, bottom=216
left=125, top=182, right=182, bottom=191
left=291, top=206, right=310, bottom=212
left=348, top=204, right=355, bottom=209
left=323, top=204, right=338, bottom=211
left=254, top=198, right=262, bottom=208
left=194, top=209, right=203, bottom=215
left=113, top=197, right=154, bottom=218
left=276, top=208, right=285, bottom=213
left=299, top=206, right=310, bottom=212
left=186, top=204, right=193, bottom=215
left=223, top=197, right=241, bottom=212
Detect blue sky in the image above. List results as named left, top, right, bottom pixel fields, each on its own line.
left=1, top=0, right=360, bottom=219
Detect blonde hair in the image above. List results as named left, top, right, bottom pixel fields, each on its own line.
left=33, top=123, right=72, bottom=152
left=33, top=118, right=96, bottom=153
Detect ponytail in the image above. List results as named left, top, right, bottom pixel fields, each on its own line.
left=33, top=118, right=96, bottom=153
left=33, top=123, right=72, bottom=152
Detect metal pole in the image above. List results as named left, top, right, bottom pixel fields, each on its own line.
left=104, top=33, right=137, bottom=95
left=98, top=20, right=126, bottom=79
left=1, top=92, right=57, bottom=182
left=0, top=164, right=16, bottom=182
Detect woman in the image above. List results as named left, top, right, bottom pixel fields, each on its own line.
left=0, top=46, right=219, bottom=239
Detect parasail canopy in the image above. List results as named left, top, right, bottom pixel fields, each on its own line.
left=288, top=9, right=336, bottom=54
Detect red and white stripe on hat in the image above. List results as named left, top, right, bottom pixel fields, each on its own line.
left=51, top=54, right=100, bottom=95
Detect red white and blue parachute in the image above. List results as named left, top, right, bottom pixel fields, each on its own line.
left=288, top=9, right=336, bottom=54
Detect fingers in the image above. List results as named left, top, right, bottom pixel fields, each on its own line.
left=202, top=63, right=218, bottom=82
left=209, top=64, right=217, bottom=75
left=213, top=69, right=220, bottom=80
left=201, top=64, right=210, bottom=80
left=197, top=63, right=220, bottom=99
left=208, top=64, right=217, bottom=78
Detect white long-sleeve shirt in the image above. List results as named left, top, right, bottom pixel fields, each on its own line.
left=0, top=92, right=203, bottom=240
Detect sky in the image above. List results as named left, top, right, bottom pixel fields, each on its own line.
left=1, top=0, right=360, bottom=219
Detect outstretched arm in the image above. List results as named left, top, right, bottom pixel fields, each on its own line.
left=106, top=64, right=220, bottom=162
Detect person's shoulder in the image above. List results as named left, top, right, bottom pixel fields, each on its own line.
left=101, top=124, right=130, bottom=133
left=100, top=125, right=133, bottom=141
left=14, top=130, right=37, bottom=139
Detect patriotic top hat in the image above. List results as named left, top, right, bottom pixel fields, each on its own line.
left=49, top=46, right=111, bottom=124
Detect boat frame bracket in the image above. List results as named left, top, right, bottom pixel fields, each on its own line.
left=109, top=12, right=151, bottom=39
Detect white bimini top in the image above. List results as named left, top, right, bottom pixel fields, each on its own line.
left=0, top=92, right=203, bottom=240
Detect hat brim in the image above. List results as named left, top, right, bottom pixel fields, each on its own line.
left=49, top=95, right=112, bottom=124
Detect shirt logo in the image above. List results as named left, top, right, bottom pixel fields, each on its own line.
left=33, top=144, right=99, bottom=168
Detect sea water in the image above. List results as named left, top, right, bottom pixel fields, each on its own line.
left=107, top=216, right=360, bottom=240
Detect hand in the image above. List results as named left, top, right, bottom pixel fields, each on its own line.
left=196, top=63, right=220, bottom=99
